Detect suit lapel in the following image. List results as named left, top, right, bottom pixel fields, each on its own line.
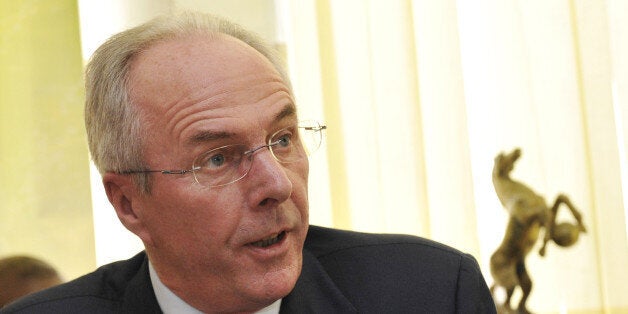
left=120, top=254, right=163, bottom=313
left=280, top=249, right=356, bottom=313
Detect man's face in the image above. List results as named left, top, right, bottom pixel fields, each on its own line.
left=125, top=34, right=309, bottom=312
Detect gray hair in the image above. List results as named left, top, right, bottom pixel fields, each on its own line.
left=84, top=12, right=290, bottom=193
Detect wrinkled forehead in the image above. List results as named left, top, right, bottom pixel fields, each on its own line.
left=125, top=33, right=296, bottom=150
left=126, top=33, right=284, bottom=111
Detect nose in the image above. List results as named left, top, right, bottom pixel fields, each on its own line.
left=244, top=148, right=293, bottom=209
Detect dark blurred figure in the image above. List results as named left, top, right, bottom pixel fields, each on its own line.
left=0, top=256, right=63, bottom=308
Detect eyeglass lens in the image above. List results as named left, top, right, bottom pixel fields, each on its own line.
left=192, top=121, right=324, bottom=187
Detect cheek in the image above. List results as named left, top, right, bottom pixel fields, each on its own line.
left=288, top=160, right=310, bottom=219
left=144, top=183, right=244, bottom=248
left=182, top=188, right=244, bottom=234
left=302, top=155, right=310, bottom=179
left=289, top=157, right=309, bottom=187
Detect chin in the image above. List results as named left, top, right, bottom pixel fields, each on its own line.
left=268, top=264, right=302, bottom=297
left=246, top=259, right=302, bottom=306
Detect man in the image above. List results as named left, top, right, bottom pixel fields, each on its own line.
left=2, top=12, right=495, bottom=313
left=0, top=256, right=63, bottom=308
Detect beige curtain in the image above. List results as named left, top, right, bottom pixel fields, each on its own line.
left=280, top=0, right=627, bottom=312
left=22, top=0, right=628, bottom=313
left=0, top=1, right=95, bottom=280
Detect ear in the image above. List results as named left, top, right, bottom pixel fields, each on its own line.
left=102, top=173, right=154, bottom=246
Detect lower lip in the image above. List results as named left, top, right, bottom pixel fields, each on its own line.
left=245, top=231, right=290, bottom=259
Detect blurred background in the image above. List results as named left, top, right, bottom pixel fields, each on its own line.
left=1, top=0, right=626, bottom=313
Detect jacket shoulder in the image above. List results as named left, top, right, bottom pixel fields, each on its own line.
left=303, top=225, right=495, bottom=313
left=305, top=225, right=468, bottom=260
left=0, top=252, right=154, bottom=314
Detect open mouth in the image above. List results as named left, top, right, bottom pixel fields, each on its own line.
left=249, top=231, right=286, bottom=248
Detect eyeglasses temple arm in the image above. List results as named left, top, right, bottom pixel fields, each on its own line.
left=120, top=167, right=200, bottom=175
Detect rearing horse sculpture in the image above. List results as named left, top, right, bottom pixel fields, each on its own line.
left=489, top=148, right=586, bottom=314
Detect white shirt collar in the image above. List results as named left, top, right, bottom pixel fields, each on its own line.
left=148, top=261, right=281, bottom=314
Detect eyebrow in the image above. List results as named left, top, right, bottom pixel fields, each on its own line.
left=187, top=103, right=297, bottom=145
left=189, top=130, right=235, bottom=144
left=274, top=103, right=297, bottom=121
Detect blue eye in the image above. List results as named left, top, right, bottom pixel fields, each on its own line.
left=277, top=135, right=291, bottom=147
left=208, top=154, right=226, bottom=168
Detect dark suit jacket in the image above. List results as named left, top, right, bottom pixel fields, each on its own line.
left=1, top=226, right=496, bottom=313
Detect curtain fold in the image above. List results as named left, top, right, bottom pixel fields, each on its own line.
left=282, top=0, right=628, bottom=312
left=0, top=0, right=95, bottom=280
left=8, top=0, right=624, bottom=312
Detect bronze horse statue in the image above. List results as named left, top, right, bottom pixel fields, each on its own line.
left=490, top=148, right=586, bottom=314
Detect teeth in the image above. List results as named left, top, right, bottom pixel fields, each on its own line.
left=250, top=232, right=285, bottom=248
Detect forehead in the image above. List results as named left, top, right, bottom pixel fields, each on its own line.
left=127, top=33, right=296, bottom=148
left=127, top=33, right=281, bottom=105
